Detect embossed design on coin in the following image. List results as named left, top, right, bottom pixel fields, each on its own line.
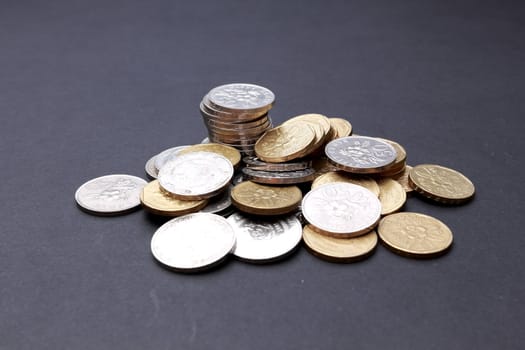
left=311, top=171, right=379, bottom=197
left=208, top=83, right=275, bottom=110
left=378, top=212, right=453, bottom=257
left=140, top=180, right=208, bottom=216
left=75, top=174, right=147, bottom=215
left=154, top=145, right=190, bottom=171
left=231, top=181, right=302, bottom=215
left=254, top=124, right=315, bottom=163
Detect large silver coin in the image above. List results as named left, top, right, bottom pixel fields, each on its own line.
left=208, top=83, right=275, bottom=111
left=151, top=213, right=236, bottom=271
left=144, top=154, right=158, bottom=179
left=158, top=151, right=233, bottom=199
left=325, top=136, right=397, bottom=174
left=200, top=185, right=232, bottom=214
left=227, top=212, right=302, bottom=262
left=75, top=174, right=147, bottom=215
left=302, top=182, right=382, bottom=237
left=154, top=145, right=189, bottom=171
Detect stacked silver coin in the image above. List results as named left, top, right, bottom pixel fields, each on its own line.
left=200, top=83, right=275, bottom=155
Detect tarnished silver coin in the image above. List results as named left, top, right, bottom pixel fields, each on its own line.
left=75, top=174, right=147, bottom=215
left=145, top=154, right=158, bottom=179
left=154, top=145, right=189, bottom=171
left=302, top=182, right=382, bottom=237
left=242, top=167, right=316, bottom=184
left=227, top=212, right=302, bottom=262
left=243, top=156, right=311, bottom=172
left=151, top=213, right=236, bottom=272
left=325, top=136, right=397, bottom=174
left=207, top=83, right=275, bottom=112
left=158, top=151, right=233, bottom=200
left=200, top=185, right=232, bottom=214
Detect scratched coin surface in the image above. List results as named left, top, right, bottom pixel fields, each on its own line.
left=325, top=136, right=397, bottom=174
left=154, top=145, right=190, bottom=171
left=150, top=213, right=236, bottom=271
left=208, top=83, right=275, bottom=111
left=377, top=212, right=453, bottom=258
left=75, top=174, right=147, bottom=215
left=227, top=212, right=302, bottom=262
left=302, top=182, right=382, bottom=237
left=254, top=123, right=316, bottom=162
left=409, top=164, right=475, bottom=204
left=158, top=151, right=233, bottom=200
left=231, top=181, right=302, bottom=215
left=377, top=178, right=406, bottom=215
left=140, top=180, right=208, bottom=216
left=311, top=171, right=380, bottom=197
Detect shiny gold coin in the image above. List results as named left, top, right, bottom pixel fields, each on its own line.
left=377, top=178, right=406, bottom=215
left=328, top=117, right=353, bottom=139
left=140, top=180, right=208, bottom=216
left=303, top=225, right=377, bottom=262
left=311, top=171, right=380, bottom=197
left=282, top=113, right=331, bottom=156
left=231, top=181, right=302, bottom=215
left=409, top=164, right=475, bottom=204
left=254, top=123, right=316, bottom=163
left=394, top=165, right=415, bottom=194
left=376, top=137, right=407, bottom=176
left=378, top=212, right=453, bottom=258
left=178, top=143, right=242, bottom=169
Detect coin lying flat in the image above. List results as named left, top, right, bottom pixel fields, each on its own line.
left=311, top=171, right=380, bottom=197
left=408, top=164, right=475, bottom=204
left=227, top=213, right=302, bottom=262
left=140, top=180, right=208, bottom=216
left=302, top=182, right=382, bottom=237
left=178, top=143, right=242, bottom=169
left=242, top=167, right=316, bottom=185
left=302, top=225, right=378, bottom=262
left=154, top=145, right=190, bottom=172
left=150, top=213, right=236, bottom=272
left=377, top=178, right=406, bottom=215
left=231, top=181, right=302, bottom=215
left=207, top=83, right=275, bottom=113
left=254, top=124, right=316, bottom=163
left=158, top=151, right=233, bottom=200
left=75, top=174, right=147, bottom=216
left=377, top=212, right=453, bottom=258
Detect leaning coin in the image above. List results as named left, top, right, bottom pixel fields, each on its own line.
left=242, top=167, right=316, bottom=185
left=377, top=178, right=406, bottom=215
left=311, top=171, right=380, bottom=197
left=145, top=154, right=158, bottom=179
left=302, top=225, right=378, bottom=262
left=227, top=213, right=302, bottom=262
left=75, top=174, right=147, bottom=216
left=328, top=117, right=353, bottom=139
left=302, top=182, right=381, bottom=238
left=392, top=165, right=414, bottom=194
left=254, top=124, right=316, bottom=163
left=150, top=213, right=236, bottom=272
left=377, top=212, right=453, bottom=258
left=140, top=180, right=208, bottom=216
left=154, top=145, right=190, bottom=172
left=178, top=143, right=242, bottom=169
left=231, top=181, right=302, bottom=215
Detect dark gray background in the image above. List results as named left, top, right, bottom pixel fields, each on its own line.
left=1, top=0, right=524, bottom=349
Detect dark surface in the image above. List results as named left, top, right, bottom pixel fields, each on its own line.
left=1, top=0, right=524, bottom=349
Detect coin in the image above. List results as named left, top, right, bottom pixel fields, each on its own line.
left=394, top=165, right=415, bottom=194
left=377, top=178, right=406, bottom=215
left=377, top=212, right=453, bottom=258
left=242, top=167, right=316, bottom=185
left=75, top=174, right=147, bottom=216
left=325, top=136, right=397, bottom=174
left=231, top=181, right=302, bottom=215
left=207, top=83, right=275, bottom=112
left=150, top=213, right=236, bottom=272
left=140, top=180, right=208, bottom=216
left=227, top=213, right=302, bottom=262
left=154, top=145, right=190, bottom=171
left=178, top=143, right=242, bottom=169
left=302, top=225, right=378, bottom=262
left=375, top=137, right=407, bottom=176
left=145, top=154, right=158, bottom=179
left=199, top=185, right=232, bottom=214
left=408, top=164, right=475, bottom=204
left=282, top=113, right=331, bottom=155
left=255, top=123, right=316, bottom=163
left=311, top=171, right=380, bottom=197
left=302, top=182, right=381, bottom=237
left=328, top=117, right=353, bottom=139
left=158, top=151, right=233, bottom=200
left=243, top=156, right=311, bottom=172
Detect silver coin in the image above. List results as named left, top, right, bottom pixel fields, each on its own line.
left=227, top=212, right=302, bottom=262
left=158, top=151, right=234, bottom=199
left=243, top=156, right=311, bottom=172
left=208, top=83, right=275, bottom=111
left=75, top=174, right=147, bottom=215
left=145, top=154, right=158, bottom=179
left=242, top=167, right=316, bottom=184
left=302, top=182, right=381, bottom=237
left=325, top=136, right=397, bottom=174
left=200, top=99, right=268, bottom=122
left=154, top=145, right=190, bottom=171
left=201, top=137, right=210, bottom=144
left=200, top=185, right=232, bottom=214
left=151, top=213, right=236, bottom=271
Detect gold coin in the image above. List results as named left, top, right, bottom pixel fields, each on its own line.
left=140, top=180, right=208, bottom=216
left=311, top=171, right=380, bottom=197
left=377, top=178, right=406, bottom=215
left=409, top=164, right=475, bottom=204
left=178, top=143, right=241, bottom=169
left=231, top=181, right=302, bottom=215
left=394, top=165, right=415, bottom=194
left=303, top=225, right=377, bottom=262
left=282, top=113, right=331, bottom=156
left=378, top=212, right=453, bottom=258
left=254, top=123, right=316, bottom=163
left=328, top=117, right=353, bottom=139
left=376, top=137, right=407, bottom=176
left=312, top=157, right=340, bottom=176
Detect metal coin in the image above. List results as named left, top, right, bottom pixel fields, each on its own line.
left=377, top=178, right=406, bottom=215
left=302, top=182, right=381, bottom=237
left=207, top=83, right=275, bottom=112
left=231, top=181, right=302, bottom=215
left=154, top=145, right=190, bottom=172
left=394, top=165, right=415, bottom=194
left=328, top=117, right=353, bottom=139
left=150, top=213, right=236, bottom=272
left=378, top=212, right=453, bottom=258
left=227, top=212, right=302, bottom=262
left=75, top=174, right=147, bottom=216
left=199, top=185, right=233, bottom=214
left=145, top=154, right=158, bottom=179
left=158, top=151, right=233, bottom=200
left=325, top=136, right=397, bottom=174
left=178, top=143, right=242, bottom=169
left=282, top=113, right=331, bottom=155
left=243, top=156, right=311, bottom=172
left=311, top=171, right=380, bottom=197
left=202, top=95, right=269, bottom=121
left=242, top=167, right=316, bottom=185
left=254, top=124, right=316, bottom=163
left=140, top=180, right=208, bottom=216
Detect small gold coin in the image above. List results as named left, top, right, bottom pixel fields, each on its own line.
left=394, top=165, right=415, bottom=194
left=378, top=212, right=453, bottom=258
left=311, top=171, right=380, bottom=197
left=231, top=181, right=302, bottom=215
left=303, top=225, right=377, bottom=262
left=140, top=180, right=208, bottom=216
left=377, top=178, right=406, bottom=215
left=254, top=124, right=315, bottom=163
left=281, top=113, right=331, bottom=156
left=328, top=117, right=353, bottom=139
left=178, top=143, right=242, bottom=169
left=409, top=164, right=475, bottom=204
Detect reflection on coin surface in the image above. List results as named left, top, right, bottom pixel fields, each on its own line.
left=231, top=181, right=302, bottom=215
left=377, top=178, right=406, bottom=215
left=378, top=212, right=453, bottom=258
left=255, top=124, right=316, bottom=163
left=328, top=117, right=353, bottom=139
left=154, top=145, right=190, bottom=171
left=242, top=167, right=316, bottom=185
left=208, top=83, right=275, bottom=111
left=302, top=183, right=381, bottom=237
left=140, top=180, right=208, bottom=216
left=178, top=143, right=241, bottom=169
left=227, top=213, right=302, bottom=262
left=158, top=151, right=233, bottom=200
left=311, top=171, right=379, bottom=197
left=200, top=185, right=232, bottom=214
left=145, top=154, right=158, bottom=179
left=151, top=213, right=236, bottom=271
left=303, top=225, right=377, bottom=262
left=75, top=174, right=147, bottom=215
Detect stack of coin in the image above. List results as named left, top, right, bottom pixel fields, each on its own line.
left=200, top=83, right=275, bottom=155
